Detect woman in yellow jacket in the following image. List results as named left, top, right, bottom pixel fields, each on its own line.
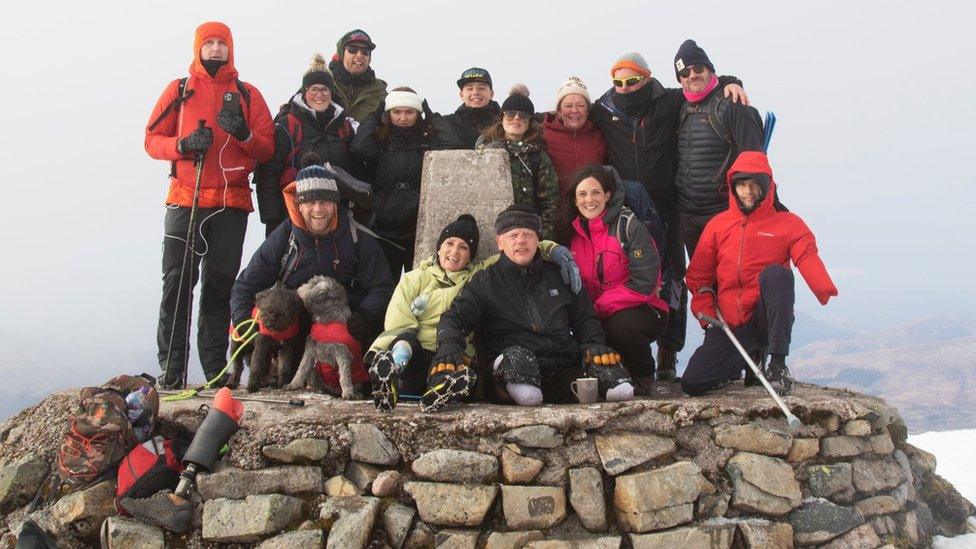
left=367, top=214, right=579, bottom=412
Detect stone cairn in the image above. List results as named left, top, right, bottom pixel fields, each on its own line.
left=1, top=384, right=975, bottom=548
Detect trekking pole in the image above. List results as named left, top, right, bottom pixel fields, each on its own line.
left=159, top=390, right=305, bottom=407
left=163, top=120, right=208, bottom=389
left=696, top=311, right=801, bottom=429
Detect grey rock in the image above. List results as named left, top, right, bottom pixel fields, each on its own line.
left=854, top=495, right=900, bottom=517
left=46, top=480, right=116, bottom=537
left=404, top=481, right=498, bottom=527
left=902, top=444, right=936, bottom=477
left=325, top=475, right=360, bottom=496
left=372, top=470, right=402, bottom=496
left=902, top=509, right=921, bottom=546
left=197, top=466, right=323, bottom=499
left=383, top=502, right=415, bottom=549
left=501, top=485, right=567, bottom=530
left=868, top=433, right=894, bottom=455
left=261, top=438, right=330, bottom=463
left=345, top=461, right=383, bottom=492
left=789, top=498, right=864, bottom=545
left=714, top=423, right=791, bottom=456
left=416, top=149, right=514, bottom=266
left=202, top=494, right=304, bottom=542
left=869, top=515, right=898, bottom=537
left=594, top=432, right=676, bottom=475
left=100, top=516, right=166, bottom=549
left=504, top=425, right=564, bottom=448
left=257, top=529, right=325, bottom=548
left=569, top=467, right=607, bottom=531
left=435, top=528, right=480, bottom=548
left=501, top=447, right=544, bottom=484
left=821, top=436, right=872, bottom=458
left=696, top=493, right=730, bottom=519
left=525, top=537, right=622, bottom=549
left=630, top=522, right=735, bottom=548
left=843, top=419, right=872, bottom=436
left=411, top=449, right=498, bottom=483
left=486, top=530, right=545, bottom=549
left=852, top=457, right=906, bottom=495
left=787, top=438, right=820, bottom=463
left=349, top=423, right=400, bottom=465
left=0, top=453, right=48, bottom=512
left=819, top=523, right=883, bottom=549
left=404, top=520, right=435, bottom=549
left=320, top=496, right=381, bottom=549
left=613, top=461, right=705, bottom=532
left=807, top=463, right=854, bottom=500
left=735, top=519, right=794, bottom=548
left=727, top=452, right=802, bottom=516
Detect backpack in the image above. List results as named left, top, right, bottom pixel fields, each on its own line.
left=115, top=436, right=184, bottom=512
left=56, top=374, right=159, bottom=487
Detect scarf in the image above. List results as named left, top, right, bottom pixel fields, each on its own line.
left=683, top=75, right=720, bottom=103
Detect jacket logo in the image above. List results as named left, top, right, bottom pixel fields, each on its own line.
left=758, top=231, right=775, bottom=237
left=549, top=289, right=559, bottom=296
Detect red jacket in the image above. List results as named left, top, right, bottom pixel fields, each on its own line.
left=542, top=113, right=606, bottom=198
left=686, top=152, right=837, bottom=329
left=144, top=22, right=274, bottom=212
left=310, top=321, right=370, bottom=386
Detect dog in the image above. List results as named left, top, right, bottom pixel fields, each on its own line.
left=228, top=286, right=306, bottom=392
left=288, top=275, right=369, bottom=399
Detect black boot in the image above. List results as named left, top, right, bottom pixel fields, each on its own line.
left=655, top=346, right=678, bottom=382
left=744, top=350, right=765, bottom=387
left=766, top=354, right=793, bottom=396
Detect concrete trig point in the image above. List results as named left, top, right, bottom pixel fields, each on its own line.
left=414, top=149, right=514, bottom=269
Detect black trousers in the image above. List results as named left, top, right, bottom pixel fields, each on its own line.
left=379, top=236, right=416, bottom=280
left=388, top=331, right=434, bottom=397
left=652, top=195, right=687, bottom=352
left=485, top=354, right=585, bottom=405
left=157, top=206, right=247, bottom=383
left=681, top=265, right=795, bottom=396
left=603, top=305, right=668, bottom=379
left=680, top=210, right=722, bottom=261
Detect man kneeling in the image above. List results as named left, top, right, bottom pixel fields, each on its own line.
left=426, top=204, right=634, bottom=411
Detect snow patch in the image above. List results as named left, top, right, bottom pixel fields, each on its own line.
left=908, top=429, right=976, bottom=505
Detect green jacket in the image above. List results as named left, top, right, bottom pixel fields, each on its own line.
left=369, top=242, right=560, bottom=355
left=333, top=77, right=388, bottom=123
left=477, top=138, right=559, bottom=239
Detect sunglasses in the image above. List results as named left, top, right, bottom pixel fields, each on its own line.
left=345, top=45, right=372, bottom=56
left=678, top=64, right=707, bottom=79
left=612, top=75, right=645, bottom=88
left=503, top=110, right=531, bottom=121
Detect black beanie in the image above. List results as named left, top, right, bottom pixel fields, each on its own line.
left=501, top=93, right=534, bottom=116
left=494, top=204, right=542, bottom=236
left=674, top=39, right=715, bottom=82
left=436, top=214, right=480, bottom=257
left=303, top=70, right=334, bottom=91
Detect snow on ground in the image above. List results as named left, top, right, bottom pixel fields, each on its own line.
left=908, top=429, right=976, bottom=506
left=933, top=518, right=976, bottom=548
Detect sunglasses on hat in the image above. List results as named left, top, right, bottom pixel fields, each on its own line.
left=612, top=75, right=646, bottom=88
left=345, top=45, right=372, bottom=56
left=503, top=110, right=531, bottom=121
left=678, top=64, right=707, bottom=79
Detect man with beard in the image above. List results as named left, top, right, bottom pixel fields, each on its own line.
left=440, top=67, right=501, bottom=149
left=590, top=52, right=747, bottom=382
left=145, top=21, right=274, bottom=388
left=328, top=29, right=388, bottom=123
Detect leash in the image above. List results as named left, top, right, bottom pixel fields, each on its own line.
left=162, top=316, right=258, bottom=403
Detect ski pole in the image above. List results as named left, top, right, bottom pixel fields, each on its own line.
left=164, top=120, right=208, bottom=389
left=696, top=311, right=801, bottom=429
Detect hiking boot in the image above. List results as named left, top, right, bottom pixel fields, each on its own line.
left=119, top=490, right=193, bottom=533
left=158, top=376, right=184, bottom=390
left=766, top=358, right=794, bottom=396
left=655, top=346, right=678, bottom=382
left=369, top=350, right=400, bottom=413
left=422, top=366, right=476, bottom=413
left=744, top=351, right=765, bottom=387
left=632, top=376, right=656, bottom=397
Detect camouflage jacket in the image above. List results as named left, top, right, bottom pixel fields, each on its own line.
left=478, top=138, right=559, bottom=239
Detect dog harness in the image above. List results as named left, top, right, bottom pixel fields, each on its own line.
left=252, top=306, right=300, bottom=342
left=310, top=321, right=370, bottom=385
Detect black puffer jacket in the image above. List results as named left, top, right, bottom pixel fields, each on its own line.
left=253, top=95, right=357, bottom=225
left=440, top=102, right=501, bottom=149
left=437, top=253, right=605, bottom=364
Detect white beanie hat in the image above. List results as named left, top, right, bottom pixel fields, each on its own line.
left=385, top=89, right=423, bottom=113
left=555, top=76, right=590, bottom=110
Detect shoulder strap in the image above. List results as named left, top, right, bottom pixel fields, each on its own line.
left=147, top=77, right=192, bottom=132
left=615, top=210, right=635, bottom=252
left=706, top=92, right=731, bottom=144
left=235, top=79, right=252, bottom=107
left=276, top=232, right=299, bottom=286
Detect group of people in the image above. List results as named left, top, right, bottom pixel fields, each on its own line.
left=145, top=21, right=838, bottom=411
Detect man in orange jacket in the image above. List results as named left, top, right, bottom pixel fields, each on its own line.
left=682, top=152, right=837, bottom=396
left=145, top=22, right=274, bottom=388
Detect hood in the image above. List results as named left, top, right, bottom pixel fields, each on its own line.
left=602, top=166, right=627, bottom=220
left=289, top=92, right=348, bottom=128
left=542, top=112, right=596, bottom=135
left=282, top=181, right=339, bottom=235
left=190, top=21, right=238, bottom=82
left=725, top=151, right=776, bottom=216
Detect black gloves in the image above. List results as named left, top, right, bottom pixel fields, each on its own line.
left=217, top=110, right=251, bottom=141
left=347, top=312, right=373, bottom=346
left=178, top=126, right=213, bottom=155
left=430, top=342, right=465, bottom=376
left=582, top=344, right=622, bottom=368
left=422, top=99, right=436, bottom=120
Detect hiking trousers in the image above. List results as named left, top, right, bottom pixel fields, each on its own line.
left=652, top=195, right=687, bottom=353
left=157, top=205, right=248, bottom=384
left=603, top=305, right=668, bottom=380
left=681, top=265, right=795, bottom=396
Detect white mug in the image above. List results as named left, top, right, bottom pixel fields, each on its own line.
left=571, top=377, right=599, bottom=404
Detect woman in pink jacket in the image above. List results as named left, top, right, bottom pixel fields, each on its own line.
left=556, top=165, right=669, bottom=393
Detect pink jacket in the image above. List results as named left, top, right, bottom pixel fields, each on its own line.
left=570, top=191, right=668, bottom=320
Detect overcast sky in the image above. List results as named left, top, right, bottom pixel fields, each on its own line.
left=1, top=1, right=973, bottom=395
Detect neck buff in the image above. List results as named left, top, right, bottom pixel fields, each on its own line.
left=201, top=59, right=227, bottom=78
left=612, top=83, right=653, bottom=118
left=328, top=58, right=376, bottom=87
left=683, top=74, right=720, bottom=103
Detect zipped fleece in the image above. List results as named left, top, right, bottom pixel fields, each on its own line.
left=686, top=152, right=837, bottom=329
left=145, top=22, right=274, bottom=212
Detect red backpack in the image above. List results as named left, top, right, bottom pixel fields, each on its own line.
left=115, top=436, right=184, bottom=512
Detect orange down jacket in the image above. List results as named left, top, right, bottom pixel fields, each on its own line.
left=686, top=151, right=838, bottom=329
left=144, top=21, right=274, bottom=212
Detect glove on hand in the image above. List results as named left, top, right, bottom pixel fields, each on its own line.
left=583, top=344, right=622, bottom=367
left=550, top=245, right=582, bottom=294
left=217, top=110, right=251, bottom=141
left=421, top=99, right=436, bottom=120
left=430, top=343, right=465, bottom=377
left=410, top=294, right=430, bottom=317
left=347, top=312, right=369, bottom=345
left=178, top=126, right=213, bottom=155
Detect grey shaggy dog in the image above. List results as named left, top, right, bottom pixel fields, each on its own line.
left=228, top=286, right=306, bottom=392
left=288, top=275, right=358, bottom=399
